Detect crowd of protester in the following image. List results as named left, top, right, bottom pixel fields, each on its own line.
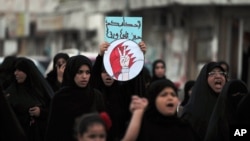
left=0, top=41, right=249, bottom=141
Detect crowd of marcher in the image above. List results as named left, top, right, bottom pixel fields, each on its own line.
left=0, top=41, right=250, bottom=141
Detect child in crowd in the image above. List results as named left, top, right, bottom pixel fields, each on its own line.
left=122, top=79, right=199, bottom=141
left=74, top=112, right=112, bottom=141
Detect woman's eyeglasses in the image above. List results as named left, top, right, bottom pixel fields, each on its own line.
left=208, top=71, right=227, bottom=77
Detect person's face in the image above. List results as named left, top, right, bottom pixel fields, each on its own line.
left=154, top=62, right=165, bottom=78
left=14, top=69, right=27, bottom=83
left=56, top=58, right=67, bottom=68
left=74, top=65, right=91, bottom=88
left=155, top=87, right=179, bottom=116
left=207, top=68, right=226, bottom=94
left=101, top=71, right=114, bottom=86
left=77, top=123, right=106, bottom=141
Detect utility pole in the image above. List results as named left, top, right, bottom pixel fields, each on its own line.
left=123, top=0, right=129, bottom=16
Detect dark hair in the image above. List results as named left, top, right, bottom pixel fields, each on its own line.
left=75, top=113, right=107, bottom=137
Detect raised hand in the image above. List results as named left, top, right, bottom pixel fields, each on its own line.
left=138, top=41, right=146, bottom=54
left=130, top=95, right=148, bottom=113
left=99, top=42, right=110, bottom=56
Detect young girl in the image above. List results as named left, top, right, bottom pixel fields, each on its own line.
left=122, top=79, right=199, bottom=141
left=75, top=112, right=111, bottom=141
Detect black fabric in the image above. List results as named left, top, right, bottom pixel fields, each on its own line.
left=0, top=87, right=27, bottom=141
left=181, top=62, right=226, bottom=140
left=90, top=54, right=146, bottom=141
left=150, top=59, right=167, bottom=83
left=181, top=80, right=195, bottom=106
left=241, top=46, right=250, bottom=83
left=237, top=91, right=250, bottom=125
left=45, top=55, right=105, bottom=141
left=218, top=61, right=230, bottom=73
left=204, top=79, right=248, bottom=141
left=46, top=53, right=69, bottom=92
left=137, top=79, right=199, bottom=141
left=4, top=57, right=53, bottom=141
left=145, top=79, right=178, bottom=122
left=0, top=56, right=17, bottom=91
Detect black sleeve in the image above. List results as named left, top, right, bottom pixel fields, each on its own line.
left=127, top=69, right=146, bottom=97
left=0, top=90, right=27, bottom=141
left=90, top=55, right=103, bottom=88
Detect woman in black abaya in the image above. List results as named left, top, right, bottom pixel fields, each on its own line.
left=45, top=55, right=106, bottom=141
left=204, top=79, right=248, bottom=141
left=181, top=62, right=227, bottom=140
left=5, top=57, right=53, bottom=141
left=150, top=59, right=167, bottom=84
left=46, top=53, right=69, bottom=92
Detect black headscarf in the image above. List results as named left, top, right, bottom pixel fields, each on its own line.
left=204, top=79, right=248, bottom=141
left=53, top=53, right=69, bottom=68
left=218, top=61, right=230, bottom=74
left=146, top=79, right=178, bottom=123
left=46, top=53, right=69, bottom=92
left=62, top=55, right=92, bottom=87
left=7, top=57, right=53, bottom=106
left=14, top=57, right=53, bottom=99
left=181, top=62, right=227, bottom=140
left=181, top=80, right=195, bottom=106
left=0, top=56, right=17, bottom=90
left=150, top=59, right=166, bottom=83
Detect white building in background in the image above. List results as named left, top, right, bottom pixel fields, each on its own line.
left=0, top=0, right=59, bottom=56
